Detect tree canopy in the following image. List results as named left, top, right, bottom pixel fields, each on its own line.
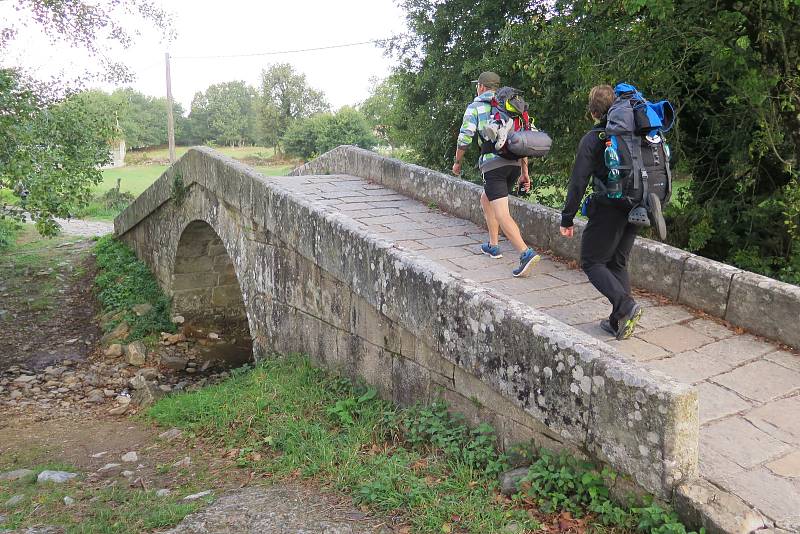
left=256, top=63, right=330, bottom=151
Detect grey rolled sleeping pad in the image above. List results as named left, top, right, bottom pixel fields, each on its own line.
left=506, top=129, right=552, bottom=158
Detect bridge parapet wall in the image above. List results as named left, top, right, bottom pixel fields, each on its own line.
left=116, top=147, right=698, bottom=499
left=292, top=146, right=800, bottom=350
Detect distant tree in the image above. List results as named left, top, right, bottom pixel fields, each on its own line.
left=256, top=63, right=330, bottom=153
left=186, top=91, right=211, bottom=145
left=111, top=88, right=186, bottom=149
left=187, top=82, right=256, bottom=146
left=359, top=75, right=404, bottom=150
left=283, top=107, right=376, bottom=159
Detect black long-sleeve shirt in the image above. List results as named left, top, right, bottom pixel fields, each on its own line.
left=561, top=124, right=607, bottom=228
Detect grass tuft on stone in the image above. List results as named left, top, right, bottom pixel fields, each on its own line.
left=146, top=354, right=701, bottom=534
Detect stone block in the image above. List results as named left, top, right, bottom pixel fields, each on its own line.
left=174, top=255, right=214, bottom=274
left=725, top=468, right=800, bottom=529
left=639, top=324, right=714, bottom=353
left=211, top=284, right=245, bottom=308
left=694, top=334, right=776, bottom=365
left=549, top=219, right=585, bottom=261
left=172, top=288, right=214, bottom=313
left=695, top=382, right=750, bottom=424
left=767, top=450, right=800, bottom=478
left=644, top=352, right=732, bottom=384
left=356, top=337, right=393, bottom=400
left=674, top=479, right=770, bottom=534
left=629, top=239, right=690, bottom=300
left=392, top=355, right=430, bottom=407
left=678, top=256, right=738, bottom=317
left=350, top=294, right=400, bottom=353
left=588, top=355, right=698, bottom=497
left=745, top=395, right=800, bottom=445
left=726, top=270, right=800, bottom=349
left=701, top=417, right=790, bottom=469
left=765, top=350, right=800, bottom=372
left=172, top=272, right=219, bottom=291
left=319, top=272, right=351, bottom=330
left=712, top=360, right=800, bottom=403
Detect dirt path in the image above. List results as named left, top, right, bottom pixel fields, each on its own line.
left=0, top=225, right=395, bottom=533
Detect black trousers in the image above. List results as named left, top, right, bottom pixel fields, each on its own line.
left=580, top=199, right=638, bottom=327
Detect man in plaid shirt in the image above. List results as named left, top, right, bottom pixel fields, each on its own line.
left=452, top=71, right=541, bottom=278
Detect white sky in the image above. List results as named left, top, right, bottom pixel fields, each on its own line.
left=0, top=0, right=408, bottom=113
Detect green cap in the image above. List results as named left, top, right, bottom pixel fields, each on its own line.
left=471, top=71, right=501, bottom=89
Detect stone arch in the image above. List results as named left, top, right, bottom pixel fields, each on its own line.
left=171, top=219, right=252, bottom=364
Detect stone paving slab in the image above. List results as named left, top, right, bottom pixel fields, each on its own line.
left=266, top=173, right=800, bottom=529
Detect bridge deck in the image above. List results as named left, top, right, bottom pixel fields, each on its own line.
left=265, top=172, right=800, bottom=527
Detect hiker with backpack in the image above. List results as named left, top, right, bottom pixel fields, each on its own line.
left=452, top=71, right=551, bottom=278
left=559, top=84, right=674, bottom=340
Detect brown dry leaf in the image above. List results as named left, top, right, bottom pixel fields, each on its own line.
left=410, top=458, right=429, bottom=471
left=451, top=514, right=461, bottom=523
left=397, top=526, right=412, bottom=534
left=467, top=480, right=478, bottom=488
left=371, top=443, right=382, bottom=454
left=250, top=452, right=262, bottom=462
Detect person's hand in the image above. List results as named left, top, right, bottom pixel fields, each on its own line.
left=452, top=161, right=462, bottom=176
left=519, top=173, right=531, bottom=193
left=560, top=226, right=574, bottom=238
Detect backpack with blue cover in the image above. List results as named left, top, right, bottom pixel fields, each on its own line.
left=599, top=83, right=674, bottom=239
left=480, top=86, right=552, bottom=159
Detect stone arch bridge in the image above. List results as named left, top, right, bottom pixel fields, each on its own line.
left=116, top=146, right=800, bottom=533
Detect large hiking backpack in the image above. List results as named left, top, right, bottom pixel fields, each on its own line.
left=601, top=83, right=675, bottom=237
left=480, top=86, right=552, bottom=159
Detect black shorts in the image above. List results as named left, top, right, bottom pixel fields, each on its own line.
left=483, top=165, right=521, bottom=201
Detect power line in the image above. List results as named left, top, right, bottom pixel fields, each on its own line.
left=171, top=37, right=397, bottom=60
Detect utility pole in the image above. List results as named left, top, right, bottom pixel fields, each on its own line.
left=165, top=52, right=176, bottom=164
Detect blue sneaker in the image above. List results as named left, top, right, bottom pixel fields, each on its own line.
left=481, top=242, right=503, bottom=259
left=512, top=248, right=541, bottom=277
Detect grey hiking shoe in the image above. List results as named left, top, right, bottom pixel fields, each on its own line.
left=600, top=319, right=617, bottom=337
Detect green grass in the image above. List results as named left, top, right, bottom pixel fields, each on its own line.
left=97, top=165, right=169, bottom=196
left=84, top=146, right=294, bottom=221
left=0, top=463, right=203, bottom=533
left=147, top=355, right=700, bottom=534
left=93, top=235, right=175, bottom=341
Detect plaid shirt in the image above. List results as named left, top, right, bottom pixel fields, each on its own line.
left=457, top=91, right=518, bottom=171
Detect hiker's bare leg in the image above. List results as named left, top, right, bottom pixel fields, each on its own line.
left=490, top=197, right=527, bottom=252
left=480, top=192, right=501, bottom=245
